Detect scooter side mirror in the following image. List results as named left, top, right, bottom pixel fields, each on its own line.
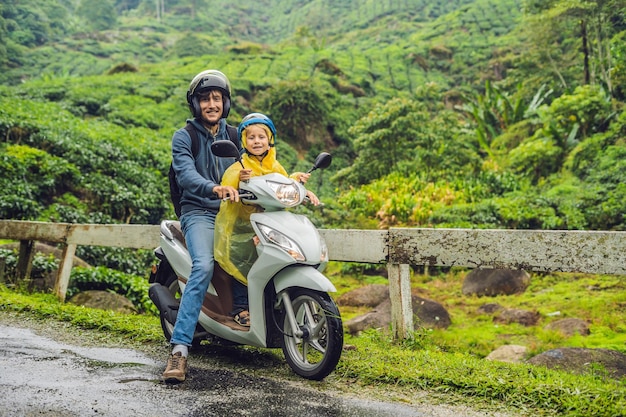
left=211, top=140, right=244, bottom=168
left=307, top=152, right=332, bottom=173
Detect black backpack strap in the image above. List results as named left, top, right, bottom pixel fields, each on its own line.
left=226, top=124, right=240, bottom=149
left=184, top=122, right=200, bottom=158
left=185, top=123, right=239, bottom=157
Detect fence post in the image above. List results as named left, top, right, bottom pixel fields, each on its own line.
left=54, top=243, right=76, bottom=302
left=0, top=256, right=5, bottom=284
left=16, top=240, right=35, bottom=285
left=387, top=263, right=413, bottom=339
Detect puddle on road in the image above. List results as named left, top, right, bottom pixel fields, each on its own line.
left=0, top=323, right=457, bottom=417
left=0, top=325, right=156, bottom=366
left=0, top=324, right=166, bottom=417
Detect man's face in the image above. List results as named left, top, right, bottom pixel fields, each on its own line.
left=197, top=89, right=223, bottom=126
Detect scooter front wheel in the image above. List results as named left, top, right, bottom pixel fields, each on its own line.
left=280, top=289, right=343, bottom=380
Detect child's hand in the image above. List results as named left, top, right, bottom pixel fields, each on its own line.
left=298, top=173, right=311, bottom=184
left=239, top=169, right=253, bottom=182
left=306, top=190, right=320, bottom=206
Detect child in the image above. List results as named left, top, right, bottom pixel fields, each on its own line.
left=214, top=113, right=319, bottom=327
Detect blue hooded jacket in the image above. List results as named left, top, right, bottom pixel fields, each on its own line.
left=171, top=118, right=238, bottom=216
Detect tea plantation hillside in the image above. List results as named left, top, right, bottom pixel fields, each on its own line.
left=1, top=0, right=625, bottom=273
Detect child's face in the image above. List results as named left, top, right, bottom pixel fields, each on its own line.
left=245, top=125, right=270, bottom=157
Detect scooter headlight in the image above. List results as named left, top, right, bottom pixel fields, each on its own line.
left=320, top=239, right=329, bottom=262
left=266, top=180, right=301, bottom=206
left=258, top=224, right=305, bottom=261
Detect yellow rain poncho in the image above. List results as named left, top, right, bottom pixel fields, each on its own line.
left=214, top=125, right=300, bottom=285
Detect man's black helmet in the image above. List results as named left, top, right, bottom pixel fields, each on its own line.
left=186, top=70, right=232, bottom=119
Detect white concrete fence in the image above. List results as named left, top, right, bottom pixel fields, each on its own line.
left=1, top=220, right=625, bottom=339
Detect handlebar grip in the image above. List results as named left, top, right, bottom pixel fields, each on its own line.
left=238, top=191, right=255, bottom=199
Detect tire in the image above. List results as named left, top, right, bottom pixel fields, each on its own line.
left=159, top=273, right=180, bottom=343
left=159, top=273, right=204, bottom=348
left=280, top=289, right=343, bottom=380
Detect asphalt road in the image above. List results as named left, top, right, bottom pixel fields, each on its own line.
left=0, top=315, right=516, bottom=417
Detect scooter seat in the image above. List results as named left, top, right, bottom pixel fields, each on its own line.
left=167, top=221, right=187, bottom=249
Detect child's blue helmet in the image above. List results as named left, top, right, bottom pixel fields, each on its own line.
left=238, top=113, right=277, bottom=146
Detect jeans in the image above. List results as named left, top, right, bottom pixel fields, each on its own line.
left=231, top=278, right=248, bottom=311
left=171, top=209, right=216, bottom=347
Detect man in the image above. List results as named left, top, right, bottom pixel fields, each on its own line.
left=163, top=69, right=241, bottom=383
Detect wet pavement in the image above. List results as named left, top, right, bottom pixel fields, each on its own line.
left=0, top=324, right=428, bottom=417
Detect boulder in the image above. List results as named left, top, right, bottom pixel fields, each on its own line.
left=494, top=308, right=541, bottom=327
left=477, top=303, right=503, bottom=314
left=345, top=293, right=450, bottom=335
left=462, top=269, right=530, bottom=297
left=411, top=294, right=451, bottom=329
left=485, top=345, right=528, bottom=363
left=345, top=302, right=390, bottom=334
left=527, top=348, right=626, bottom=379
left=336, top=284, right=389, bottom=307
left=68, top=290, right=137, bottom=314
left=544, top=318, right=590, bottom=337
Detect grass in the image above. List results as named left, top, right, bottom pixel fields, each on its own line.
left=330, top=264, right=626, bottom=357
left=1, top=265, right=625, bottom=417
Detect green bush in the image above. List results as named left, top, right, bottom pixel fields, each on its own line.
left=0, top=248, right=155, bottom=314
left=68, top=266, right=157, bottom=315
left=507, top=135, right=563, bottom=182
left=0, top=248, right=59, bottom=287
left=0, top=97, right=171, bottom=224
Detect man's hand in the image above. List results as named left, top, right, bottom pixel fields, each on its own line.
left=213, top=185, right=239, bottom=202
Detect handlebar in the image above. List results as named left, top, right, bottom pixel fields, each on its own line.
left=221, top=191, right=255, bottom=201
left=237, top=191, right=255, bottom=199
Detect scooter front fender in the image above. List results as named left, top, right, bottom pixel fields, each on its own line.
left=273, top=266, right=336, bottom=294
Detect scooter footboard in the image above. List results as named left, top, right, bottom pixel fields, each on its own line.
left=273, top=266, right=336, bottom=294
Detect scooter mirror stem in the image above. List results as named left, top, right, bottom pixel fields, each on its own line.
left=306, top=152, right=332, bottom=174
left=211, top=140, right=245, bottom=168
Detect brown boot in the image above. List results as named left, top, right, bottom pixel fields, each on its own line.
left=163, top=352, right=187, bottom=383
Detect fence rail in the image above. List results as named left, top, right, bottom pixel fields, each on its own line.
left=1, top=220, right=625, bottom=339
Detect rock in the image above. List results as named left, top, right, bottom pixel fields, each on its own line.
left=345, top=303, right=390, bottom=334
left=336, top=284, right=389, bottom=307
left=544, top=318, right=590, bottom=337
left=485, top=345, right=528, bottom=363
left=527, top=348, right=626, bottom=379
left=68, top=290, right=137, bottom=314
left=494, top=308, right=540, bottom=326
left=344, top=293, right=450, bottom=335
left=411, top=294, right=452, bottom=329
left=477, top=303, right=503, bottom=314
left=462, top=269, right=530, bottom=297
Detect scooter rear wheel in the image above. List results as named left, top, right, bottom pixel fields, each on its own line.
left=159, top=274, right=203, bottom=347
left=280, top=289, right=343, bottom=380
left=159, top=274, right=180, bottom=342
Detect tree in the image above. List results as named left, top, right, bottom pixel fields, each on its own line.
left=507, top=84, right=614, bottom=182
left=77, top=0, right=117, bottom=31
left=0, top=0, right=72, bottom=47
left=458, top=80, right=552, bottom=158
left=521, top=0, right=626, bottom=96
left=334, top=90, right=479, bottom=186
left=257, top=80, right=333, bottom=151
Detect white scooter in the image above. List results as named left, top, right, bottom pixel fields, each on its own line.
left=148, top=140, right=343, bottom=380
